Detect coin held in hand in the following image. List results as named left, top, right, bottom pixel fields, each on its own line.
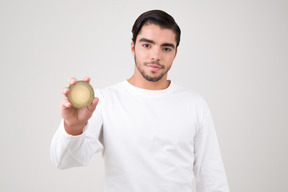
left=67, top=81, right=94, bottom=109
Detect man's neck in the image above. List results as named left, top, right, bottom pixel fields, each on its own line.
left=128, top=74, right=170, bottom=90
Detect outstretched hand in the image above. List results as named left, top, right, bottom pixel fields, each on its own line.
left=61, top=77, right=99, bottom=135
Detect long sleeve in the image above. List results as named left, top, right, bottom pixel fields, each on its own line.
left=193, top=100, right=229, bottom=192
left=50, top=108, right=104, bottom=169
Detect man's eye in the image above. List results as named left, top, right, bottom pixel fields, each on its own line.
left=163, top=48, right=171, bottom=52
left=143, top=44, right=150, bottom=48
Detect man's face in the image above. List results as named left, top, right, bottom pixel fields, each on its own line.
left=131, top=24, right=177, bottom=82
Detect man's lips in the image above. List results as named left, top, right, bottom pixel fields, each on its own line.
left=146, top=64, right=162, bottom=72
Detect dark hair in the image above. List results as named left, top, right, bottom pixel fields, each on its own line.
left=132, top=10, right=181, bottom=47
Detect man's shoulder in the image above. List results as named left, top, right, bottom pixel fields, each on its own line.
left=172, top=82, right=204, bottom=100
left=172, top=83, right=211, bottom=117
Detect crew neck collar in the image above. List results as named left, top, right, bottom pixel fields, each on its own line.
left=123, top=79, right=175, bottom=96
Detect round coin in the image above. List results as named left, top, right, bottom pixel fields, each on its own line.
left=67, top=81, right=94, bottom=109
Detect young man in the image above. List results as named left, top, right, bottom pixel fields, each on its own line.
left=51, top=10, right=229, bottom=192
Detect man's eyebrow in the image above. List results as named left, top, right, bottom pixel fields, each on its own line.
left=139, top=38, right=175, bottom=49
left=161, top=43, right=175, bottom=49
left=139, top=38, right=155, bottom=44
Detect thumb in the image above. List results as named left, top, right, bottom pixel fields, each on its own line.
left=87, top=97, right=99, bottom=113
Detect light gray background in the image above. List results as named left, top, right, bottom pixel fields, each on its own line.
left=0, top=0, right=287, bottom=191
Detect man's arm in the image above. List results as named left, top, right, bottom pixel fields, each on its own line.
left=50, top=115, right=104, bottom=169
left=193, top=100, right=229, bottom=192
left=50, top=77, right=103, bottom=169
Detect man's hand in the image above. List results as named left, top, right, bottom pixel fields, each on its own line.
left=61, top=77, right=99, bottom=135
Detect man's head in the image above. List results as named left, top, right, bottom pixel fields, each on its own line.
left=130, top=10, right=181, bottom=84
left=132, top=10, right=181, bottom=48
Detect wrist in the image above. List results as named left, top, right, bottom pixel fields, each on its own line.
left=64, top=120, right=86, bottom=136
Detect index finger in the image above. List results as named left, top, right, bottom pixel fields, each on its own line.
left=62, top=87, right=70, bottom=97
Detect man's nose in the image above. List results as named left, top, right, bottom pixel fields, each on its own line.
left=151, top=47, right=161, bottom=61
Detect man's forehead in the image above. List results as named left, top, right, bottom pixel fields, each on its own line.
left=136, top=24, right=177, bottom=45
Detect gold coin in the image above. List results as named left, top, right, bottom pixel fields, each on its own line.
left=67, top=81, right=94, bottom=109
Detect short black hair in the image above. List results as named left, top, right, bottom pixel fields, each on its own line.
left=132, top=10, right=181, bottom=47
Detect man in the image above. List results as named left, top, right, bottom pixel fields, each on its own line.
left=51, top=10, right=229, bottom=192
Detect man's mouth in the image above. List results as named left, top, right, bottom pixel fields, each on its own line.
left=146, top=62, right=163, bottom=72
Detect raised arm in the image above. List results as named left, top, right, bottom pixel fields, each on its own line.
left=50, top=77, right=103, bottom=169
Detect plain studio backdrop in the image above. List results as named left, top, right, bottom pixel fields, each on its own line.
left=0, top=0, right=287, bottom=191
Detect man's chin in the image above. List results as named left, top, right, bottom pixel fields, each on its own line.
left=136, top=64, right=166, bottom=82
left=142, top=74, right=163, bottom=82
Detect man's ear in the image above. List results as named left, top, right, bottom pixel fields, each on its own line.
left=131, top=41, right=135, bottom=57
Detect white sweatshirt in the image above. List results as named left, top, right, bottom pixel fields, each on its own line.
left=50, top=80, right=229, bottom=192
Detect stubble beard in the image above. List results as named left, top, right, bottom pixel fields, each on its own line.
left=134, top=56, right=172, bottom=82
